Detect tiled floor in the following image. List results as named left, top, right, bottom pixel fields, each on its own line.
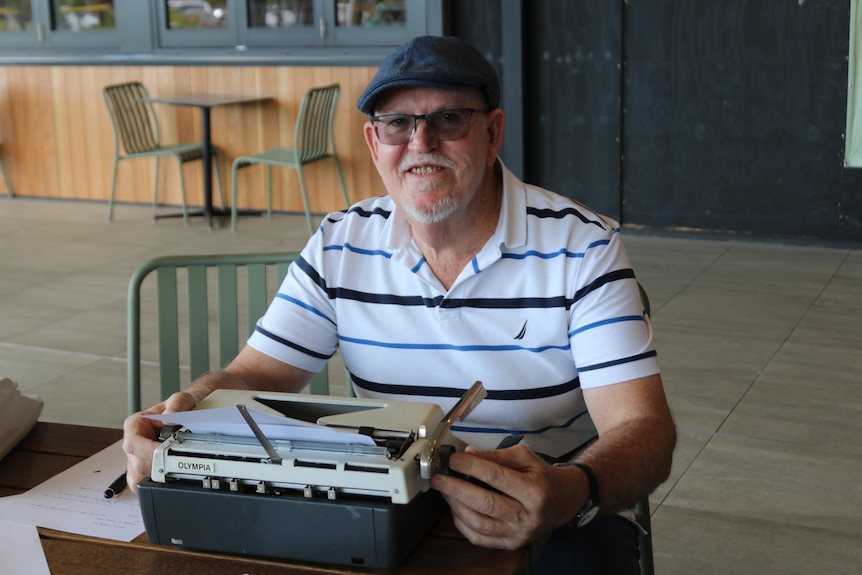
left=2, top=197, right=861, bottom=574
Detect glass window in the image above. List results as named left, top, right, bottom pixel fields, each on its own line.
left=166, top=0, right=227, bottom=29
left=52, top=0, right=115, bottom=31
left=247, top=0, right=314, bottom=29
left=0, top=0, right=437, bottom=56
left=0, top=0, right=34, bottom=33
left=336, top=0, right=404, bottom=28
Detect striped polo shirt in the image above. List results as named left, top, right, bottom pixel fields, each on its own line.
left=248, top=162, right=659, bottom=458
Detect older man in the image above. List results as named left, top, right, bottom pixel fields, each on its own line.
left=124, top=35, right=675, bottom=574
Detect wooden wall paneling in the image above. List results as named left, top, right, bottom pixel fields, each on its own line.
left=86, top=67, right=114, bottom=202
left=144, top=66, right=182, bottom=208
left=347, top=66, right=381, bottom=202
left=166, top=66, right=207, bottom=209
left=254, top=66, right=281, bottom=210
left=214, top=65, right=239, bottom=209
left=17, top=66, right=61, bottom=200
left=229, top=66, right=265, bottom=212
left=55, top=67, right=86, bottom=200
left=274, top=66, right=298, bottom=213
left=277, top=66, right=308, bottom=214
left=231, top=66, right=280, bottom=213
left=113, top=66, right=155, bottom=210
left=305, top=66, right=339, bottom=215
left=6, top=67, right=28, bottom=197
left=7, top=67, right=28, bottom=197
left=333, top=68, right=357, bottom=206
left=137, top=65, right=176, bottom=208
left=0, top=65, right=380, bottom=216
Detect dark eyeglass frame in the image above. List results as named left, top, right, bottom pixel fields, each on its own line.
left=370, top=108, right=489, bottom=145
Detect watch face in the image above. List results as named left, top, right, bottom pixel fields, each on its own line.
left=577, top=505, right=600, bottom=527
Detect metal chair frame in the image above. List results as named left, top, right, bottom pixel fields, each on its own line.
left=126, top=252, right=329, bottom=414
left=103, top=82, right=224, bottom=223
left=0, top=148, right=11, bottom=197
left=231, top=83, right=349, bottom=236
left=636, top=281, right=656, bottom=575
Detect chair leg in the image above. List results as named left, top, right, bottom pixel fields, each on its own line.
left=635, top=497, right=655, bottom=575
left=0, top=156, right=12, bottom=198
left=213, top=151, right=226, bottom=209
left=295, top=165, right=315, bottom=236
left=153, top=157, right=161, bottom=207
left=266, top=165, right=273, bottom=218
left=333, top=155, right=349, bottom=209
left=108, top=157, right=120, bottom=221
left=175, top=157, right=190, bottom=224
left=231, top=158, right=242, bottom=233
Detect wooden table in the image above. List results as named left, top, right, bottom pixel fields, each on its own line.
left=140, top=94, right=270, bottom=228
left=0, top=422, right=533, bottom=575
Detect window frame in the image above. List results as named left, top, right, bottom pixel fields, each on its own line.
left=156, top=0, right=235, bottom=49
left=0, top=0, right=443, bottom=63
left=0, top=0, right=42, bottom=49
left=236, top=0, right=325, bottom=48
left=158, top=0, right=430, bottom=51
left=0, top=0, right=123, bottom=50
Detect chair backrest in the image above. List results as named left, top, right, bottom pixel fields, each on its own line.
left=103, top=81, right=161, bottom=156
left=294, top=83, right=340, bottom=163
left=126, top=252, right=330, bottom=414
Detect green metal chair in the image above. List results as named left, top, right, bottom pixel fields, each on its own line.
left=230, top=83, right=349, bottom=236
left=103, top=82, right=225, bottom=223
left=636, top=280, right=655, bottom=575
left=0, top=146, right=12, bottom=197
left=126, top=252, right=329, bottom=414
left=635, top=496, right=655, bottom=575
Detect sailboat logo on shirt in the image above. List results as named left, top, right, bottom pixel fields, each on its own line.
left=513, top=320, right=528, bottom=340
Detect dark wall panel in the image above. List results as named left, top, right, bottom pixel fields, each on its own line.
left=522, top=1, right=624, bottom=219
left=451, top=0, right=524, bottom=171
left=623, top=0, right=860, bottom=239
left=453, top=0, right=859, bottom=241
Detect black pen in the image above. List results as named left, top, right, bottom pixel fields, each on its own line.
left=104, top=472, right=127, bottom=499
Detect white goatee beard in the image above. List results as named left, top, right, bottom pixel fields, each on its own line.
left=397, top=155, right=461, bottom=223
left=400, top=190, right=460, bottom=223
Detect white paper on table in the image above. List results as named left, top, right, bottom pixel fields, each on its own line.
left=0, top=520, right=51, bottom=575
left=144, top=406, right=376, bottom=446
left=0, top=440, right=144, bottom=542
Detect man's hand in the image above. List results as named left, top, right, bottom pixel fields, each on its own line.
left=121, top=391, right=196, bottom=494
left=120, top=347, right=318, bottom=494
left=428, top=445, right=584, bottom=550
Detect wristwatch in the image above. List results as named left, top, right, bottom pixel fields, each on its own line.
left=554, top=461, right=601, bottom=527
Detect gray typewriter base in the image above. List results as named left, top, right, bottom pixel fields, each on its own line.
left=137, top=478, right=447, bottom=569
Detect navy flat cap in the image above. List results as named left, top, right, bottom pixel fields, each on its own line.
left=356, top=35, right=500, bottom=116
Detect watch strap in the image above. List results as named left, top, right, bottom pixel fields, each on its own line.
left=554, top=460, right=601, bottom=527
left=553, top=461, right=600, bottom=503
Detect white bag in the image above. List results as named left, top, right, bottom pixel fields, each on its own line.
left=0, top=378, right=44, bottom=461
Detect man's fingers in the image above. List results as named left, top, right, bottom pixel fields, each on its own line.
left=443, top=447, right=534, bottom=495
left=121, top=395, right=194, bottom=495
left=125, top=455, right=150, bottom=494
left=465, top=444, right=540, bottom=469
left=440, top=485, right=529, bottom=550
left=162, top=391, right=196, bottom=413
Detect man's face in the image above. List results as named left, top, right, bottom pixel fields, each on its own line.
left=363, top=86, right=504, bottom=225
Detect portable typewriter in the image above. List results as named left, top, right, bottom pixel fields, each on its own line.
left=137, top=381, right=486, bottom=569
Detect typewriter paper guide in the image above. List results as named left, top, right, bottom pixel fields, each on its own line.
left=146, top=389, right=459, bottom=504
left=196, top=388, right=447, bottom=434
left=143, top=404, right=378, bottom=445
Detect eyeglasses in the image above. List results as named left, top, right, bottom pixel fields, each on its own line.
left=370, top=108, right=489, bottom=145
